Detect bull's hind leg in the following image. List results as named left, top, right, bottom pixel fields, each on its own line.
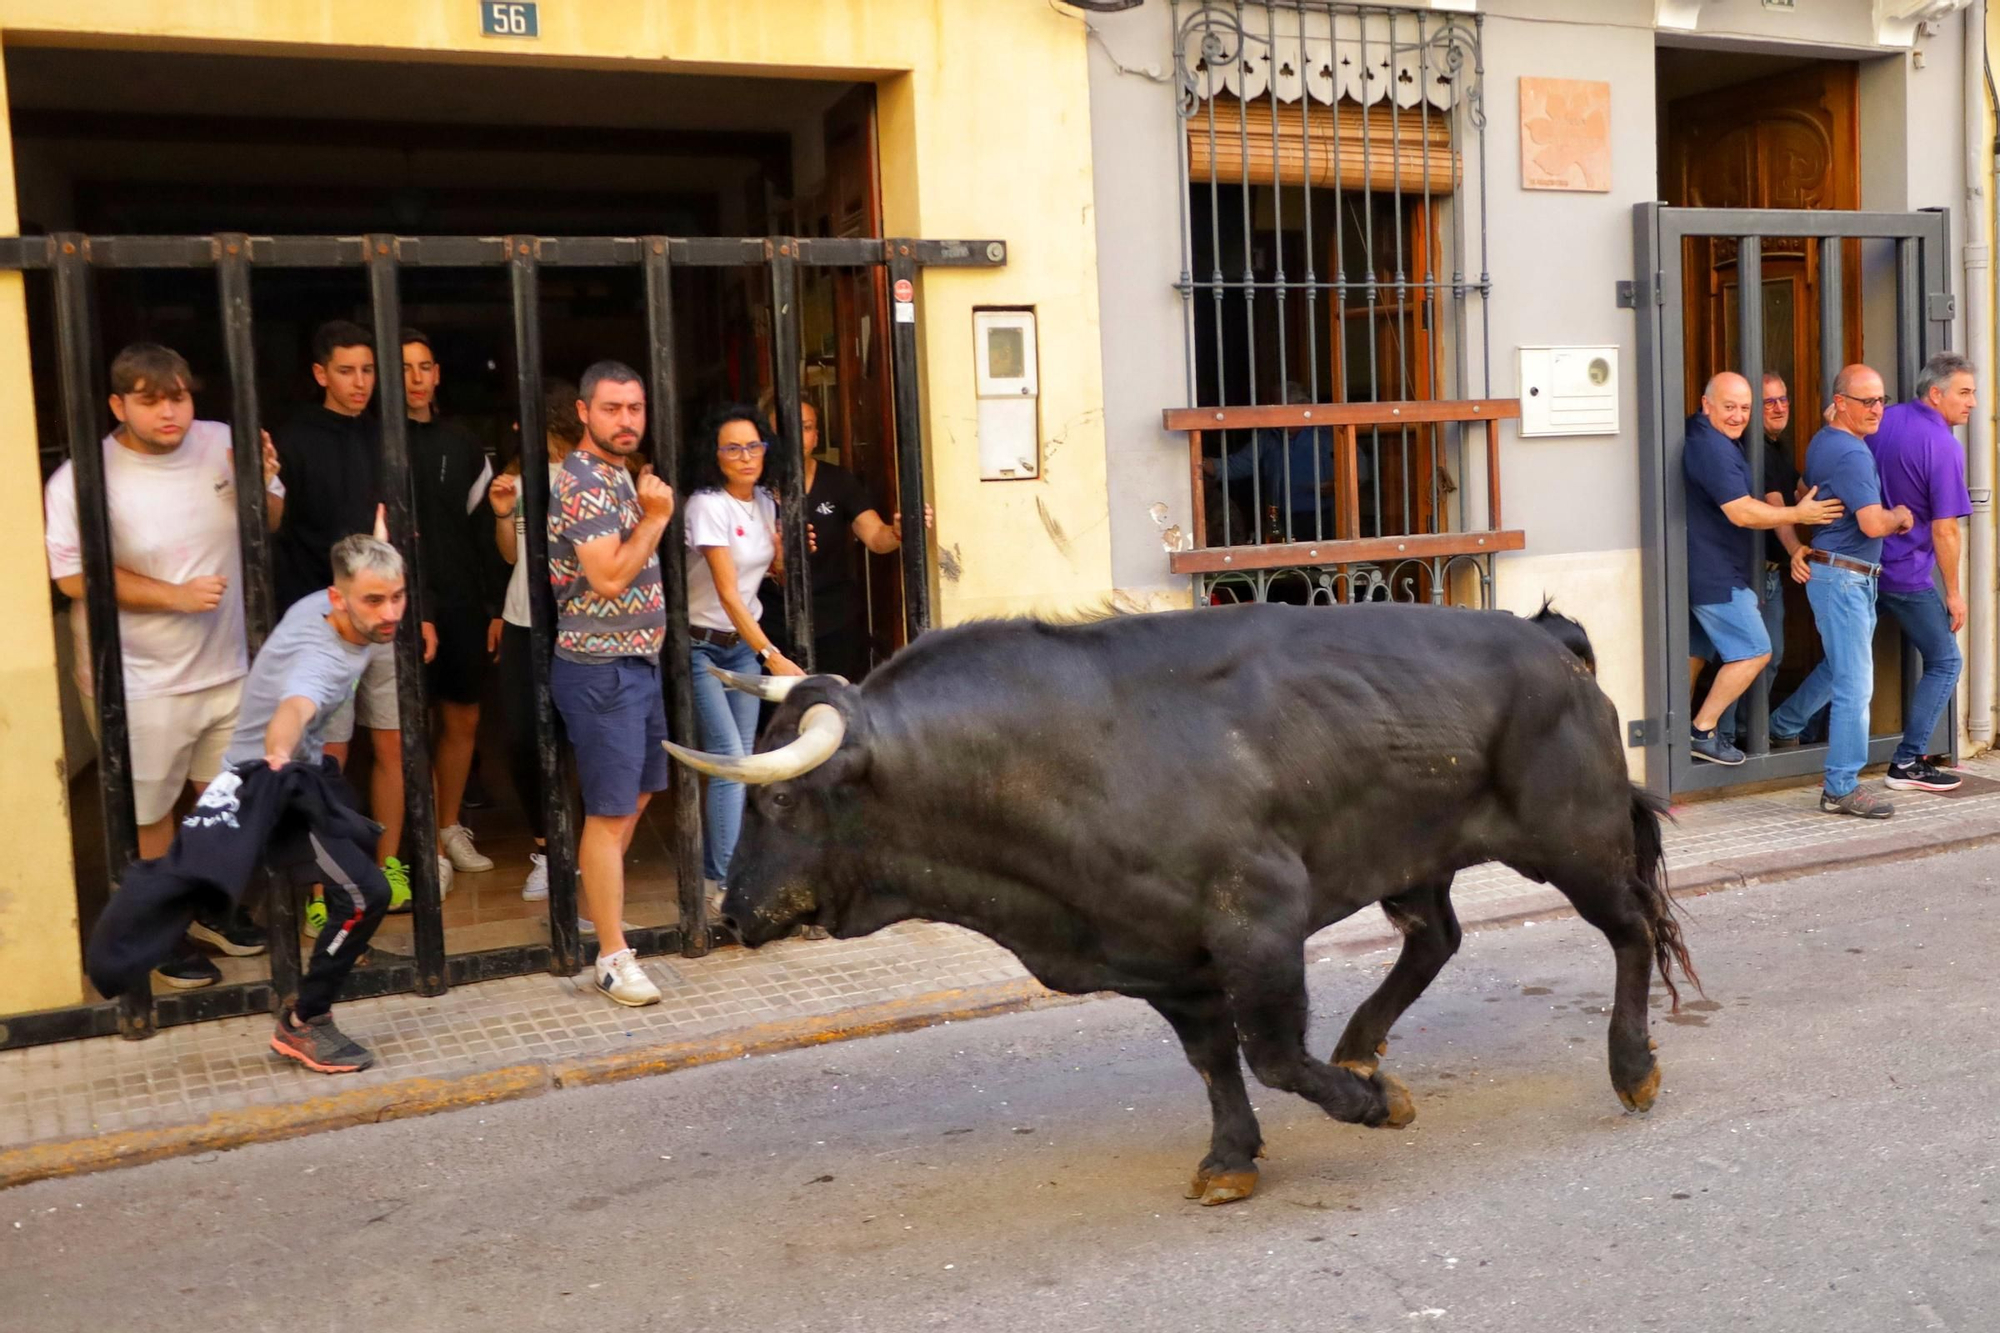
left=1211, top=919, right=1416, bottom=1132
left=1557, top=879, right=1661, bottom=1112
left=1328, top=879, right=1459, bottom=1076
left=1149, top=994, right=1264, bottom=1206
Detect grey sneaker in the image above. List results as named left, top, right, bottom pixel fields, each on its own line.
left=1821, top=786, right=1894, bottom=819
left=270, top=1012, right=375, bottom=1074
left=1691, top=727, right=1746, bottom=765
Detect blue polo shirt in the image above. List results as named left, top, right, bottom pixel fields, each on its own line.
left=1800, top=424, right=1884, bottom=565
left=1682, top=413, right=1756, bottom=605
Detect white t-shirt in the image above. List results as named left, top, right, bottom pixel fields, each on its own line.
left=684, top=487, right=777, bottom=633
left=44, top=420, right=286, bottom=701
left=502, top=462, right=565, bottom=629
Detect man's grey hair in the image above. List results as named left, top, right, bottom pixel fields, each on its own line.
left=1915, top=351, right=1975, bottom=404
left=330, top=534, right=404, bottom=584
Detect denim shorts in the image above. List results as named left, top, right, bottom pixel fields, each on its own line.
left=1689, top=585, right=1771, bottom=664
left=550, top=655, right=670, bottom=817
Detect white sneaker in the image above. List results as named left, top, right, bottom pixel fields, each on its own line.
left=595, top=948, right=661, bottom=1007
left=436, top=854, right=455, bottom=899
left=522, top=852, right=549, bottom=902
left=440, top=824, right=494, bottom=873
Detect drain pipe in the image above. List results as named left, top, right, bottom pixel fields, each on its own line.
left=1965, top=0, right=1996, bottom=749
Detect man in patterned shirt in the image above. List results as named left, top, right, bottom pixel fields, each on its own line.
left=548, top=360, right=675, bottom=1006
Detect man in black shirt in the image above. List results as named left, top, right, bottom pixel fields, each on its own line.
left=402, top=329, right=503, bottom=878
left=1690, top=372, right=1806, bottom=746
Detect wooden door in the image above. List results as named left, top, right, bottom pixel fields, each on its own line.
left=820, top=85, right=901, bottom=659
left=1664, top=61, right=1861, bottom=453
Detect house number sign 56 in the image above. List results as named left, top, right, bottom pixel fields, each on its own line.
left=481, top=2, right=539, bottom=37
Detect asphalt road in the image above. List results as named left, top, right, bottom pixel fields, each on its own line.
left=5, top=850, right=1996, bottom=1333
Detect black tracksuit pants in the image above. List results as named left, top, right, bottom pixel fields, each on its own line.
left=284, top=829, right=392, bottom=1020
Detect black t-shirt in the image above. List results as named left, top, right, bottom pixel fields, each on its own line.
left=805, top=462, right=875, bottom=628
left=1745, top=437, right=1800, bottom=564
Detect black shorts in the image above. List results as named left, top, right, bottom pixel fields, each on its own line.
left=425, top=605, right=492, bottom=705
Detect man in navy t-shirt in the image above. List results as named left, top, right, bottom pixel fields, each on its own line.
left=1769, top=364, right=1914, bottom=818
left=1681, top=371, right=1842, bottom=765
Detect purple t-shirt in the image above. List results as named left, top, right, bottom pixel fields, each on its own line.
left=1866, top=402, right=1972, bottom=593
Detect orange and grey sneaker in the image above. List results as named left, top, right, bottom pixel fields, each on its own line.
left=271, top=1011, right=376, bottom=1074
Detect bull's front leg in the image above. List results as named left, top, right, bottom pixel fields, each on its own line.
left=1149, top=994, right=1263, bottom=1206
left=1329, top=880, right=1460, bottom=1077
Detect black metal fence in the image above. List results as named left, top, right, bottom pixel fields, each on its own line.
left=0, top=231, right=1003, bottom=1048
left=1170, top=0, right=1489, bottom=579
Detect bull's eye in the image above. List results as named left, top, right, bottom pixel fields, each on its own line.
left=770, top=790, right=795, bottom=810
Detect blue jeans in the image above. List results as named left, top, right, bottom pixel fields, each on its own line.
left=1771, top=567, right=1877, bottom=797
left=1716, top=567, right=1786, bottom=740
left=1878, top=586, right=1961, bottom=766
left=690, top=637, right=762, bottom=883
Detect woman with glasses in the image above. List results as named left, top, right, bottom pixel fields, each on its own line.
left=684, top=403, right=803, bottom=909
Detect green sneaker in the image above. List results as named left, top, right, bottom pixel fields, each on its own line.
left=302, top=887, right=327, bottom=941
left=382, top=856, right=413, bottom=913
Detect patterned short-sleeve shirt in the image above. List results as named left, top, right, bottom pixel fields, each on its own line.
left=548, top=449, right=665, bottom=663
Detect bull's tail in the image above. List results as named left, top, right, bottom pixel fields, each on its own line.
left=1630, top=786, right=1700, bottom=1010
left=1529, top=598, right=1597, bottom=676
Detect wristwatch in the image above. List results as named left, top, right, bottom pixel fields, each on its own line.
left=757, top=645, right=774, bottom=663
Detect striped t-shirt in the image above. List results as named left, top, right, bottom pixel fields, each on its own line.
left=547, top=450, right=666, bottom=664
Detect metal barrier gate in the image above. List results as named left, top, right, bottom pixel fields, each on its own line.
left=0, top=231, right=1005, bottom=1048
left=1630, top=204, right=1954, bottom=795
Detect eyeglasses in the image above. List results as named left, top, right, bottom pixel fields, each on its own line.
left=719, top=441, right=769, bottom=460
left=1841, top=396, right=1889, bottom=410
left=1763, top=396, right=1789, bottom=408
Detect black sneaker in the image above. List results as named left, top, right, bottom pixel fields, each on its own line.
left=1690, top=727, right=1746, bottom=765
left=187, top=909, right=268, bottom=958
left=1884, top=759, right=1962, bottom=793
left=152, top=943, right=221, bottom=990
left=270, top=1012, right=376, bottom=1074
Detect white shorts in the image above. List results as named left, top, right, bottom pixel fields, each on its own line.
left=84, top=678, right=244, bottom=825
left=323, top=648, right=399, bottom=744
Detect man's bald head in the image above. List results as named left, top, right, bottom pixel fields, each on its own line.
left=1700, top=371, right=1752, bottom=441
left=1829, top=363, right=1887, bottom=436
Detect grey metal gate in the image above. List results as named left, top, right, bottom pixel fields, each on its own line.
left=1631, top=203, right=1955, bottom=794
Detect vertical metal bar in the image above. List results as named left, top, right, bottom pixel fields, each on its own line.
left=1896, top=237, right=1921, bottom=398
left=768, top=240, right=815, bottom=669
left=55, top=234, right=149, bottom=1039
left=215, top=234, right=275, bottom=657
left=365, top=235, right=446, bottom=997
left=1420, top=12, right=1442, bottom=536
left=887, top=244, right=932, bottom=641
left=1473, top=15, right=1491, bottom=399
left=1633, top=202, right=1674, bottom=791
left=508, top=237, right=582, bottom=972
left=1233, top=1, right=1262, bottom=540
left=1389, top=11, right=1411, bottom=537
left=1820, top=234, right=1844, bottom=409
left=641, top=237, right=709, bottom=955
left=1738, top=235, right=1770, bottom=757
left=1357, top=9, right=1383, bottom=537
left=1171, top=0, right=1199, bottom=406
left=1298, top=8, right=1321, bottom=540
left=1660, top=211, right=1694, bottom=792
left=1264, top=2, right=1291, bottom=539
left=1205, top=47, right=1230, bottom=543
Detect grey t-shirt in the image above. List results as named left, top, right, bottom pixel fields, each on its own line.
left=224, top=590, right=383, bottom=766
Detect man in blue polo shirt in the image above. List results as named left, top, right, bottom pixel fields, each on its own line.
left=1769, top=364, right=1914, bottom=818
left=1682, top=371, right=1842, bottom=765
left=1866, top=351, right=1976, bottom=795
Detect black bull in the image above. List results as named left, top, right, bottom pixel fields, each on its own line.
left=664, top=602, right=1697, bottom=1205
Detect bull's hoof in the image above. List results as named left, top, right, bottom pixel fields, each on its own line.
left=1616, top=1062, right=1662, bottom=1114
left=1186, top=1166, right=1259, bottom=1206
left=1335, top=1056, right=1380, bottom=1079
left=1374, top=1072, right=1417, bottom=1128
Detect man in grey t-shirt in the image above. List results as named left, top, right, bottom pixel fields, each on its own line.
left=229, top=532, right=407, bottom=1075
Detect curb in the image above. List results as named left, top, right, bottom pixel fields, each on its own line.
left=7, top=815, right=1998, bottom=1191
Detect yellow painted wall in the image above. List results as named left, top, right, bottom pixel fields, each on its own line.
left=0, top=1, right=1111, bottom=1010
left=0, top=46, right=84, bottom=1016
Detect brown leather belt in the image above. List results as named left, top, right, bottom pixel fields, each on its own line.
left=689, top=626, right=739, bottom=647
left=1805, top=549, right=1882, bottom=578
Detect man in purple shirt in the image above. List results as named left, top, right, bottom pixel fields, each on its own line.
left=1867, top=351, right=1976, bottom=794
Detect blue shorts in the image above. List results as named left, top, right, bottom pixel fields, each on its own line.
left=1689, top=585, right=1771, bottom=664
left=550, top=656, right=670, bottom=817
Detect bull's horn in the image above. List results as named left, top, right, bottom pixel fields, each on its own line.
left=706, top=664, right=851, bottom=701
left=661, top=702, right=845, bottom=784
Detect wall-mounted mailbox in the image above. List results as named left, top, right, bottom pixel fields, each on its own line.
left=975, top=308, right=1039, bottom=479
left=1517, top=345, right=1619, bottom=437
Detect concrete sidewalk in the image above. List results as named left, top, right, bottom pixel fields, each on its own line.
left=7, top=758, right=2000, bottom=1189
